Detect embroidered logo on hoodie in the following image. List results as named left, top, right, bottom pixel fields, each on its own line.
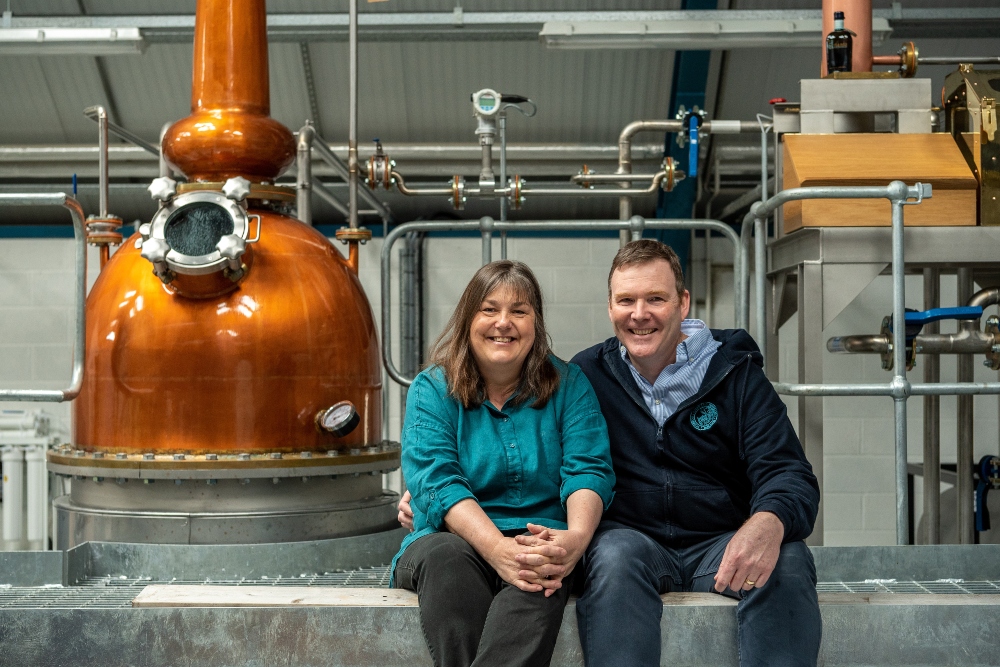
left=690, top=402, right=718, bottom=431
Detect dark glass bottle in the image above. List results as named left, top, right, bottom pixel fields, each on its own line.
left=826, top=11, right=853, bottom=73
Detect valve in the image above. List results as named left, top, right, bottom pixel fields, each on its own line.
left=975, top=455, right=1000, bottom=533
left=674, top=106, right=706, bottom=180
left=365, top=139, right=395, bottom=190
left=881, top=306, right=984, bottom=371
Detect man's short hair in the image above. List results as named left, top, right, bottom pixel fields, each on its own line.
left=608, top=239, right=686, bottom=297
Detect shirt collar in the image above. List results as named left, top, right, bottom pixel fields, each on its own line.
left=619, top=319, right=712, bottom=369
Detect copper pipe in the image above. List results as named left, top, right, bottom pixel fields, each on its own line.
left=872, top=54, right=900, bottom=66
left=99, top=245, right=110, bottom=269
left=347, top=242, right=360, bottom=276
left=822, top=0, right=872, bottom=76
left=162, top=0, right=295, bottom=183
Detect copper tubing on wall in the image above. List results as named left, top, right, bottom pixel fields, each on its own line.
left=821, top=0, right=872, bottom=76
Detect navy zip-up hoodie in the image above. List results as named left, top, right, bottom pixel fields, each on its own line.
left=571, top=329, right=819, bottom=548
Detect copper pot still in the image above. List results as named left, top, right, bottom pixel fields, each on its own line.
left=73, top=0, right=382, bottom=456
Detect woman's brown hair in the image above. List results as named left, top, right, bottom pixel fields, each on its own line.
left=428, top=260, right=560, bottom=409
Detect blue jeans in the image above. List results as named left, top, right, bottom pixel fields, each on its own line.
left=576, top=522, right=821, bottom=667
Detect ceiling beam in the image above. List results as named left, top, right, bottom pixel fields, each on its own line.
left=6, top=9, right=999, bottom=44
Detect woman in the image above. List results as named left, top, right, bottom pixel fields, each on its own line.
left=391, top=260, right=615, bottom=667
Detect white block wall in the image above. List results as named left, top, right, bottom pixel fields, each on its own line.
left=2, top=232, right=998, bottom=546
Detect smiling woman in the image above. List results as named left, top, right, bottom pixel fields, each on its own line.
left=390, top=260, right=616, bottom=667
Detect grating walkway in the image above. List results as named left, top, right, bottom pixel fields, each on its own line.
left=1, top=568, right=999, bottom=609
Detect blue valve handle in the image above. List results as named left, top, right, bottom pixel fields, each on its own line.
left=887, top=306, right=984, bottom=338
left=904, top=306, right=983, bottom=326
left=687, top=118, right=699, bottom=180
left=975, top=455, right=1000, bottom=533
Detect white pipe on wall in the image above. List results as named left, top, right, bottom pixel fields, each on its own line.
left=1, top=447, right=25, bottom=545
left=24, top=446, right=47, bottom=546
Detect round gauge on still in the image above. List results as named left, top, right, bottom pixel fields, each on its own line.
left=315, top=401, right=360, bottom=437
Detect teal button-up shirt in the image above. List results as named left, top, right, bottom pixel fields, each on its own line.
left=391, top=357, right=615, bottom=576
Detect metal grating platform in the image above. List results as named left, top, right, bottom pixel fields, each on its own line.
left=2, top=569, right=999, bottom=610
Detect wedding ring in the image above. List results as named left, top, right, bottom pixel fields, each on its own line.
left=744, top=578, right=756, bottom=586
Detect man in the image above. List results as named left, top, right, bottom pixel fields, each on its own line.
left=399, top=239, right=821, bottom=666
left=565, top=239, right=821, bottom=666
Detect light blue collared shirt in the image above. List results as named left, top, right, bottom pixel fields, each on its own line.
left=620, top=319, right=721, bottom=426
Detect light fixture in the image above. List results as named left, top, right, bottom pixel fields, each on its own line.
left=0, top=27, right=144, bottom=55
left=540, top=18, right=891, bottom=50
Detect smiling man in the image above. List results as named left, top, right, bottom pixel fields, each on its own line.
left=568, top=239, right=822, bottom=667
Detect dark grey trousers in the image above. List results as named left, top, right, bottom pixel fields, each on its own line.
left=393, top=531, right=576, bottom=667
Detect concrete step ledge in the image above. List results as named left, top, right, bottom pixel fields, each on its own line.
left=111, top=585, right=1000, bottom=667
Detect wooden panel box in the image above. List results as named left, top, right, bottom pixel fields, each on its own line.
left=782, top=133, right=978, bottom=233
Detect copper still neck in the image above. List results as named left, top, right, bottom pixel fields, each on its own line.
left=162, top=0, right=295, bottom=184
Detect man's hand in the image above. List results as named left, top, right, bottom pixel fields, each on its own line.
left=513, top=523, right=589, bottom=596
left=397, top=490, right=414, bottom=532
left=714, top=511, right=784, bottom=593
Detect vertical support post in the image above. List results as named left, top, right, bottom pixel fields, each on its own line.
left=890, top=196, right=909, bottom=545
left=96, top=108, right=109, bottom=218
left=754, top=215, right=767, bottom=365
left=296, top=124, right=315, bottom=226
left=480, top=217, right=494, bottom=266
left=1, top=447, right=25, bottom=547
left=956, top=266, right=975, bottom=544
left=499, top=113, right=509, bottom=259
left=347, top=0, right=359, bottom=229
left=797, top=261, right=825, bottom=544
left=922, top=267, right=940, bottom=544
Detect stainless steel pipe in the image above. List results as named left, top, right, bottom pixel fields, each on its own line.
left=923, top=268, right=940, bottom=545
left=381, top=217, right=741, bottom=387
left=0, top=194, right=86, bottom=402
left=347, top=0, right=359, bottom=229
left=957, top=268, right=975, bottom=545
left=296, top=123, right=315, bottom=226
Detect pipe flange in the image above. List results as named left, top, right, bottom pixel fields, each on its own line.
left=451, top=175, right=467, bottom=210
left=335, top=227, right=373, bottom=245
left=47, top=442, right=402, bottom=481
left=577, top=165, right=594, bottom=189
left=899, top=41, right=918, bottom=78
left=86, top=215, right=124, bottom=246
left=986, top=315, right=1000, bottom=371
left=508, top=175, right=525, bottom=210
left=663, top=157, right=676, bottom=192
left=880, top=316, right=895, bottom=371
left=175, top=182, right=297, bottom=203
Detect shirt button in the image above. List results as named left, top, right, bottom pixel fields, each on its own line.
left=510, top=443, right=516, bottom=448
left=655, top=399, right=661, bottom=405
left=503, top=417, right=509, bottom=422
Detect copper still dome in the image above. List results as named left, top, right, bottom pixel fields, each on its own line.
left=50, top=0, right=399, bottom=550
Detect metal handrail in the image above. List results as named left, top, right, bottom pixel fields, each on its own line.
left=381, top=215, right=742, bottom=387
left=739, top=181, right=1000, bottom=545
left=0, top=193, right=87, bottom=402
